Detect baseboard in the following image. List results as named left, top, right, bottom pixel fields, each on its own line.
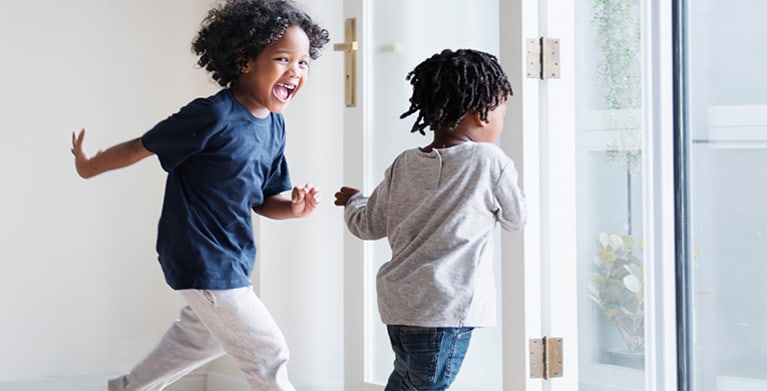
left=295, top=384, right=344, bottom=391
left=204, top=371, right=343, bottom=391
left=0, top=373, right=208, bottom=391
left=0, top=373, right=343, bottom=391
left=0, top=375, right=109, bottom=391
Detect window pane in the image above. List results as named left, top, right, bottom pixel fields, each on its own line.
left=688, top=1, right=767, bottom=389
left=576, top=0, right=646, bottom=389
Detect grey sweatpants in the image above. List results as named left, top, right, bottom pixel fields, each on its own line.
left=108, top=286, right=295, bottom=391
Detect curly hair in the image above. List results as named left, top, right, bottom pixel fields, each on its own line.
left=192, top=0, right=330, bottom=87
left=400, top=49, right=513, bottom=135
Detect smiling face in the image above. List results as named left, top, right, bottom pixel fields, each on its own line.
left=232, top=26, right=312, bottom=118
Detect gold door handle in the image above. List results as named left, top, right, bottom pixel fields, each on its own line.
left=333, top=18, right=357, bottom=107
left=333, top=42, right=358, bottom=52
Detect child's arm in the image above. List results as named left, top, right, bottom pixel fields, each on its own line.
left=253, top=184, right=320, bottom=220
left=495, top=161, right=527, bottom=232
left=71, top=128, right=154, bottom=179
left=335, top=185, right=387, bottom=240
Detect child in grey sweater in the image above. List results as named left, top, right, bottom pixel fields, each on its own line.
left=335, top=48, right=527, bottom=390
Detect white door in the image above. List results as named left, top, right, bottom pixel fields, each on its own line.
left=340, top=0, right=677, bottom=390
left=339, top=1, right=505, bottom=390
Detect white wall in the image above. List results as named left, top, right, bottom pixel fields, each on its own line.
left=0, top=0, right=344, bottom=390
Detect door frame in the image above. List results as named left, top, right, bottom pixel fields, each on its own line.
left=499, top=0, right=542, bottom=389
left=340, top=0, right=375, bottom=389
left=500, top=0, right=580, bottom=389
left=641, top=0, right=678, bottom=389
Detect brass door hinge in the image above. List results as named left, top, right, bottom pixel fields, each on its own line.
left=529, top=337, right=563, bottom=379
left=333, top=18, right=358, bottom=107
left=526, top=37, right=560, bottom=80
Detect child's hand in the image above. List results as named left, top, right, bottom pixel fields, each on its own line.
left=334, top=186, right=360, bottom=206
left=71, top=128, right=103, bottom=178
left=291, top=184, right=320, bottom=217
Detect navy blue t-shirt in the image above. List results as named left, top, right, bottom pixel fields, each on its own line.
left=142, top=89, right=292, bottom=290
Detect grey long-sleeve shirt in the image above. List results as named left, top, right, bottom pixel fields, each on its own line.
left=344, top=142, right=526, bottom=327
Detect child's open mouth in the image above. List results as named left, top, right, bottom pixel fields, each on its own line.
left=274, top=83, right=296, bottom=102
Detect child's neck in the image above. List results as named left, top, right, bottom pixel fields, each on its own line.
left=231, top=85, right=271, bottom=118
left=421, top=133, right=472, bottom=152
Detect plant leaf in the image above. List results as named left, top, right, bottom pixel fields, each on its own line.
left=599, top=250, right=618, bottom=264
left=598, top=232, right=610, bottom=249
left=609, top=233, right=624, bottom=250
left=623, top=274, right=642, bottom=293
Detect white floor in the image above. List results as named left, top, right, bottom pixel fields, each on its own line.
left=0, top=370, right=339, bottom=391
left=0, top=374, right=211, bottom=391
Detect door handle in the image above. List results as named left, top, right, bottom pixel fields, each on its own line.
left=333, top=18, right=358, bottom=107
left=333, top=42, right=358, bottom=52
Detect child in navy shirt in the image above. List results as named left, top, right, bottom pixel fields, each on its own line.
left=71, top=1, right=329, bottom=389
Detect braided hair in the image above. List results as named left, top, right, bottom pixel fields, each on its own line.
left=192, top=0, right=330, bottom=87
left=400, top=49, right=513, bottom=135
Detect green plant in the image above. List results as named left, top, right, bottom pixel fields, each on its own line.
left=590, top=3, right=644, bottom=354
left=592, top=0, right=642, bottom=175
left=589, top=232, right=644, bottom=354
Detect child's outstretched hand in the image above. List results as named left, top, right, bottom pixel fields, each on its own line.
left=334, top=186, right=360, bottom=206
left=291, top=184, right=320, bottom=217
left=71, top=128, right=103, bottom=178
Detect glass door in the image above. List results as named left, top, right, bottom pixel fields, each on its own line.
left=685, top=0, right=767, bottom=389
left=515, top=0, right=678, bottom=390
left=545, top=0, right=681, bottom=389
left=573, top=0, right=647, bottom=389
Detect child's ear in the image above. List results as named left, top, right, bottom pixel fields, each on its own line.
left=238, top=57, right=252, bottom=74
left=471, top=110, right=488, bottom=127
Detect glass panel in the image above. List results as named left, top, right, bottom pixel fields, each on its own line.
left=575, top=0, right=646, bottom=389
left=365, top=1, right=500, bottom=389
left=688, top=1, right=767, bottom=389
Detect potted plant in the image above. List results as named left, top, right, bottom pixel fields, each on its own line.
left=588, top=232, right=644, bottom=367
left=589, top=0, right=645, bottom=370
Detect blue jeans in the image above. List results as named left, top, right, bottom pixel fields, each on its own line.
left=385, top=325, right=474, bottom=391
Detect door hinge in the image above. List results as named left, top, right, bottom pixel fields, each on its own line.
left=529, top=337, right=563, bottom=379
left=526, top=37, right=560, bottom=80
